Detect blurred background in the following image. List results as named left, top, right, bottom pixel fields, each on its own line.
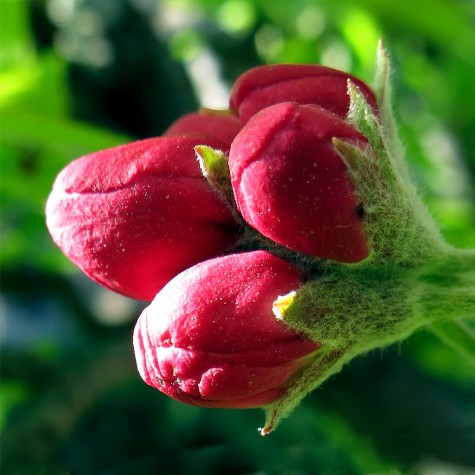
left=1, top=0, right=475, bottom=474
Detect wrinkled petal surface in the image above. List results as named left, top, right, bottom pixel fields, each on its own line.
left=134, top=250, right=319, bottom=407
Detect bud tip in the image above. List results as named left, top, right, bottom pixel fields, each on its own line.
left=273, top=291, right=297, bottom=320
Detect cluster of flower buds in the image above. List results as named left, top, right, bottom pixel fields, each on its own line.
left=47, top=43, right=475, bottom=435
left=46, top=63, right=378, bottom=418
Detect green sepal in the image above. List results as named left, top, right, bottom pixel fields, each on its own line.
left=336, top=67, right=445, bottom=264
left=346, top=80, right=383, bottom=155
left=373, top=40, right=411, bottom=181
left=261, top=347, right=349, bottom=436
left=194, top=145, right=240, bottom=218
left=195, top=144, right=230, bottom=185
left=262, top=248, right=475, bottom=434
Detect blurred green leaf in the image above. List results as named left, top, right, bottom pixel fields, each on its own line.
left=1, top=108, right=129, bottom=162
left=0, top=107, right=129, bottom=270
left=0, top=0, right=36, bottom=70
left=410, top=330, right=475, bottom=385
left=0, top=381, right=30, bottom=431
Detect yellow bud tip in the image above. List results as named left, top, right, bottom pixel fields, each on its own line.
left=272, top=291, right=297, bottom=320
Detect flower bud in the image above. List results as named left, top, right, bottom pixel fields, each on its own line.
left=230, top=64, right=377, bottom=123
left=229, top=102, right=369, bottom=263
left=164, top=110, right=242, bottom=152
left=46, top=136, right=239, bottom=301
left=133, top=250, right=319, bottom=408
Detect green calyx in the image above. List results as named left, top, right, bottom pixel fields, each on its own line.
left=261, top=42, right=475, bottom=435
left=336, top=42, right=445, bottom=265
left=195, top=145, right=241, bottom=220
left=263, top=251, right=475, bottom=435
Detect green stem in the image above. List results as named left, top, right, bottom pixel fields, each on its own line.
left=399, top=245, right=475, bottom=362
left=412, top=247, right=475, bottom=325
left=430, top=320, right=475, bottom=363
left=265, top=246, right=475, bottom=434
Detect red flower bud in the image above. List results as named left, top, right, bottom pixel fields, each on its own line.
left=133, top=250, right=319, bottom=408
left=164, top=110, right=242, bottom=152
left=46, top=136, right=239, bottom=301
left=230, top=64, right=377, bottom=123
left=229, top=102, right=369, bottom=263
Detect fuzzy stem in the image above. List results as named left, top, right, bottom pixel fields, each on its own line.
left=264, top=245, right=475, bottom=434
left=412, top=247, right=475, bottom=324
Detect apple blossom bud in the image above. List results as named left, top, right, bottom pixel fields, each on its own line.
left=164, top=110, right=242, bottom=152
left=229, top=102, right=369, bottom=263
left=46, top=136, right=239, bottom=301
left=230, top=64, right=377, bottom=123
left=133, top=250, right=319, bottom=408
